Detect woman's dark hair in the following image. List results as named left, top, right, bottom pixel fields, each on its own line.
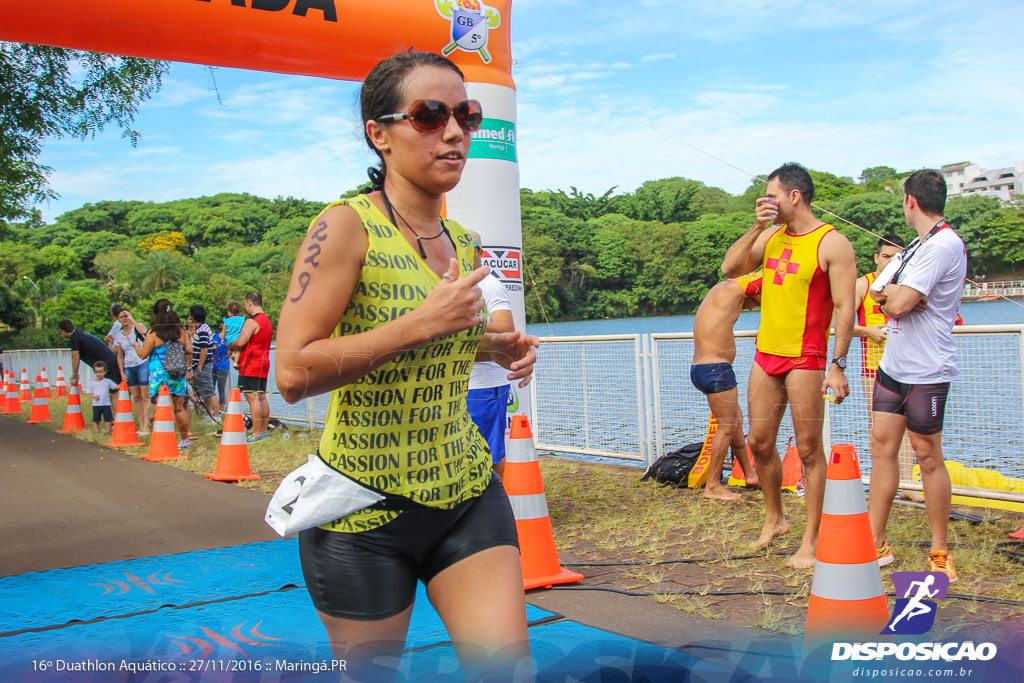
left=189, top=304, right=207, bottom=324
left=359, top=51, right=465, bottom=193
left=150, top=299, right=182, bottom=342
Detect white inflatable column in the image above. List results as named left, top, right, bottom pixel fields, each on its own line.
left=445, top=81, right=530, bottom=429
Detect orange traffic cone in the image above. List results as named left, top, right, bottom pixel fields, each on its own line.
left=805, top=444, right=889, bottom=644
left=503, top=415, right=583, bottom=590
left=1010, top=527, right=1024, bottom=540
left=59, top=382, right=86, bottom=433
left=106, top=381, right=143, bottom=447
left=781, top=436, right=804, bottom=491
left=40, top=366, right=52, bottom=398
left=143, top=386, right=185, bottom=461
left=2, top=374, right=17, bottom=417
left=4, top=373, right=22, bottom=414
left=26, top=376, right=52, bottom=424
left=54, top=366, right=68, bottom=398
left=19, top=368, right=31, bottom=401
left=205, top=389, right=260, bottom=482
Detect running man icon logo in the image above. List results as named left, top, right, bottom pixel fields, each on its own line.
left=881, top=571, right=950, bottom=635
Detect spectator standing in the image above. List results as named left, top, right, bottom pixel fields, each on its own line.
left=58, top=319, right=122, bottom=390
left=465, top=230, right=515, bottom=479
left=223, top=300, right=245, bottom=369
left=104, top=304, right=124, bottom=346
left=187, top=304, right=220, bottom=422
left=210, top=322, right=231, bottom=412
left=112, top=307, right=151, bottom=434
left=134, top=299, right=193, bottom=450
left=231, top=291, right=273, bottom=442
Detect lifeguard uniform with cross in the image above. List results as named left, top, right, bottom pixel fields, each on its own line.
left=721, top=163, right=856, bottom=571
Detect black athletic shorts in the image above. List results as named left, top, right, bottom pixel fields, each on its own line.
left=298, top=474, right=519, bottom=620
left=872, top=368, right=950, bottom=435
left=237, top=375, right=268, bottom=393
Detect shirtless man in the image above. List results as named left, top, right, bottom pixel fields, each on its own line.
left=854, top=235, right=921, bottom=503
left=722, top=162, right=857, bottom=569
left=690, top=272, right=762, bottom=500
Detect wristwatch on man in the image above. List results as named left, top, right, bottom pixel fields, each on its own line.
left=831, top=356, right=847, bottom=370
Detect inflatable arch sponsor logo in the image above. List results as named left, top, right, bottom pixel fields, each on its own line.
left=195, top=0, right=338, bottom=22
left=435, top=0, right=501, bottom=64
left=470, top=118, right=516, bottom=162
left=480, top=246, right=522, bottom=288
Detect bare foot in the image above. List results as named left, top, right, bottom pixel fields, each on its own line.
left=704, top=486, right=741, bottom=501
left=900, top=490, right=925, bottom=503
left=751, top=519, right=790, bottom=550
left=786, top=543, right=816, bottom=569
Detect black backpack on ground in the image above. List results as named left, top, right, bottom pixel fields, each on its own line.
left=641, top=442, right=704, bottom=488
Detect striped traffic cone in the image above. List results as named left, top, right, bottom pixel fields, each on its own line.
left=40, top=366, right=52, bottom=398
left=805, top=444, right=890, bottom=644
left=106, top=381, right=143, bottom=447
left=143, top=386, right=185, bottom=461
left=54, top=366, right=68, bottom=398
left=26, top=376, right=52, bottom=424
left=781, top=436, right=804, bottom=491
left=3, top=373, right=21, bottom=414
left=205, top=389, right=260, bottom=482
left=503, top=415, right=583, bottom=590
left=59, top=383, right=86, bottom=433
left=19, top=368, right=31, bottom=401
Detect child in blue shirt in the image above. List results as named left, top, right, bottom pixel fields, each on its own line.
left=223, top=299, right=245, bottom=369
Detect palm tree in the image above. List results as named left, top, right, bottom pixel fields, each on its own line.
left=138, top=249, right=185, bottom=293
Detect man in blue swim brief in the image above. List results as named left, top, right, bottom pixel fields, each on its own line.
left=690, top=273, right=762, bottom=500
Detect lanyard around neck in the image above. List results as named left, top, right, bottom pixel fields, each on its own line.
left=891, top=220, right=948, bottom=285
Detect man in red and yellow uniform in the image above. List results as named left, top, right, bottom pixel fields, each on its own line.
left=722, top=163, right=857, bottom=569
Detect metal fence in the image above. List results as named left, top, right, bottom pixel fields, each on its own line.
left=7, top=325, right=1024, bottom=503
left=530, top=325, right=1024, bottom=505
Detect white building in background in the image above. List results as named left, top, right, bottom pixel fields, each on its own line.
left=941, top=161, right=1024, bottom=201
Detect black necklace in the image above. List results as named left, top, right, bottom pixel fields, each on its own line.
left=380, top=189, right=451, bottom=259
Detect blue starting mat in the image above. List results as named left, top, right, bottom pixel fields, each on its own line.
left=0, top=539, right=303, bottom=633
left=0, top=541, right=704, bottom=681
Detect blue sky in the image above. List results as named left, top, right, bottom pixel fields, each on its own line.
left=33, top=0, right=1024, bottom=223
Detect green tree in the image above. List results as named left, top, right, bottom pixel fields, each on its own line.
left=0, top=43, right=168, bottom=219
left=138, top=249, right=186, bottom=293
left=858, top=166, right=897, bottom=183
left=41, top=286, right=111, bottom=337
left=0, top=281, right=30, bottom=331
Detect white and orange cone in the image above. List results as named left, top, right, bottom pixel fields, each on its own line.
left=205, top=388, right=260, bottom=482
left=106, top=381, right=143, bottom=447
left=26, top=375, right=52, bottom=424
left=39, top=366, right=52, bottom=398
left=3, top=373, right=22, bottom=415
left=54, top=365, right=68, bottom=398
left=59, top=382, right=86, bottom=433
left=503, top=415, right=583, bottom=590
left=805, top=444, right=890, bottom=645
left=143, top=386, right=185, bottom=461
left=19, top=368, right=31, bottom=402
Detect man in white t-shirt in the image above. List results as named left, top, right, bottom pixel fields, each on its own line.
left=465, top=230, right=516, bottom=478
left=867, top=169, right=967, bottom=582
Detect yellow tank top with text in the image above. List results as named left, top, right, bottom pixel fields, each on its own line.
left=858, top=272, right=886, bottom=370
left=315, top=195, right=492, bottom=533
left=757, top=223, right=835, bottom=358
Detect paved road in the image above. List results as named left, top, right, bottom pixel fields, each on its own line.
left=0, top=415, right=773, bottom=656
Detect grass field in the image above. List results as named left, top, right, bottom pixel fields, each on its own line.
left=11, top=395, right=1024, bottom=637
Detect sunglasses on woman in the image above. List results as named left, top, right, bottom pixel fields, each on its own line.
left=376, top=99, right=483, bottom=133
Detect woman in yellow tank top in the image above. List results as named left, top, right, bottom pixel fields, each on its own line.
left=274, top=51, right=539, bottom=680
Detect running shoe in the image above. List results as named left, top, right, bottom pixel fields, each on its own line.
left=928, top=550, right=958, bottom=582
left=245, top=432, right=269, bottom=443
left=177, top=438, right=191, bottom=450
left=876, top=541, right=895, bottom=567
